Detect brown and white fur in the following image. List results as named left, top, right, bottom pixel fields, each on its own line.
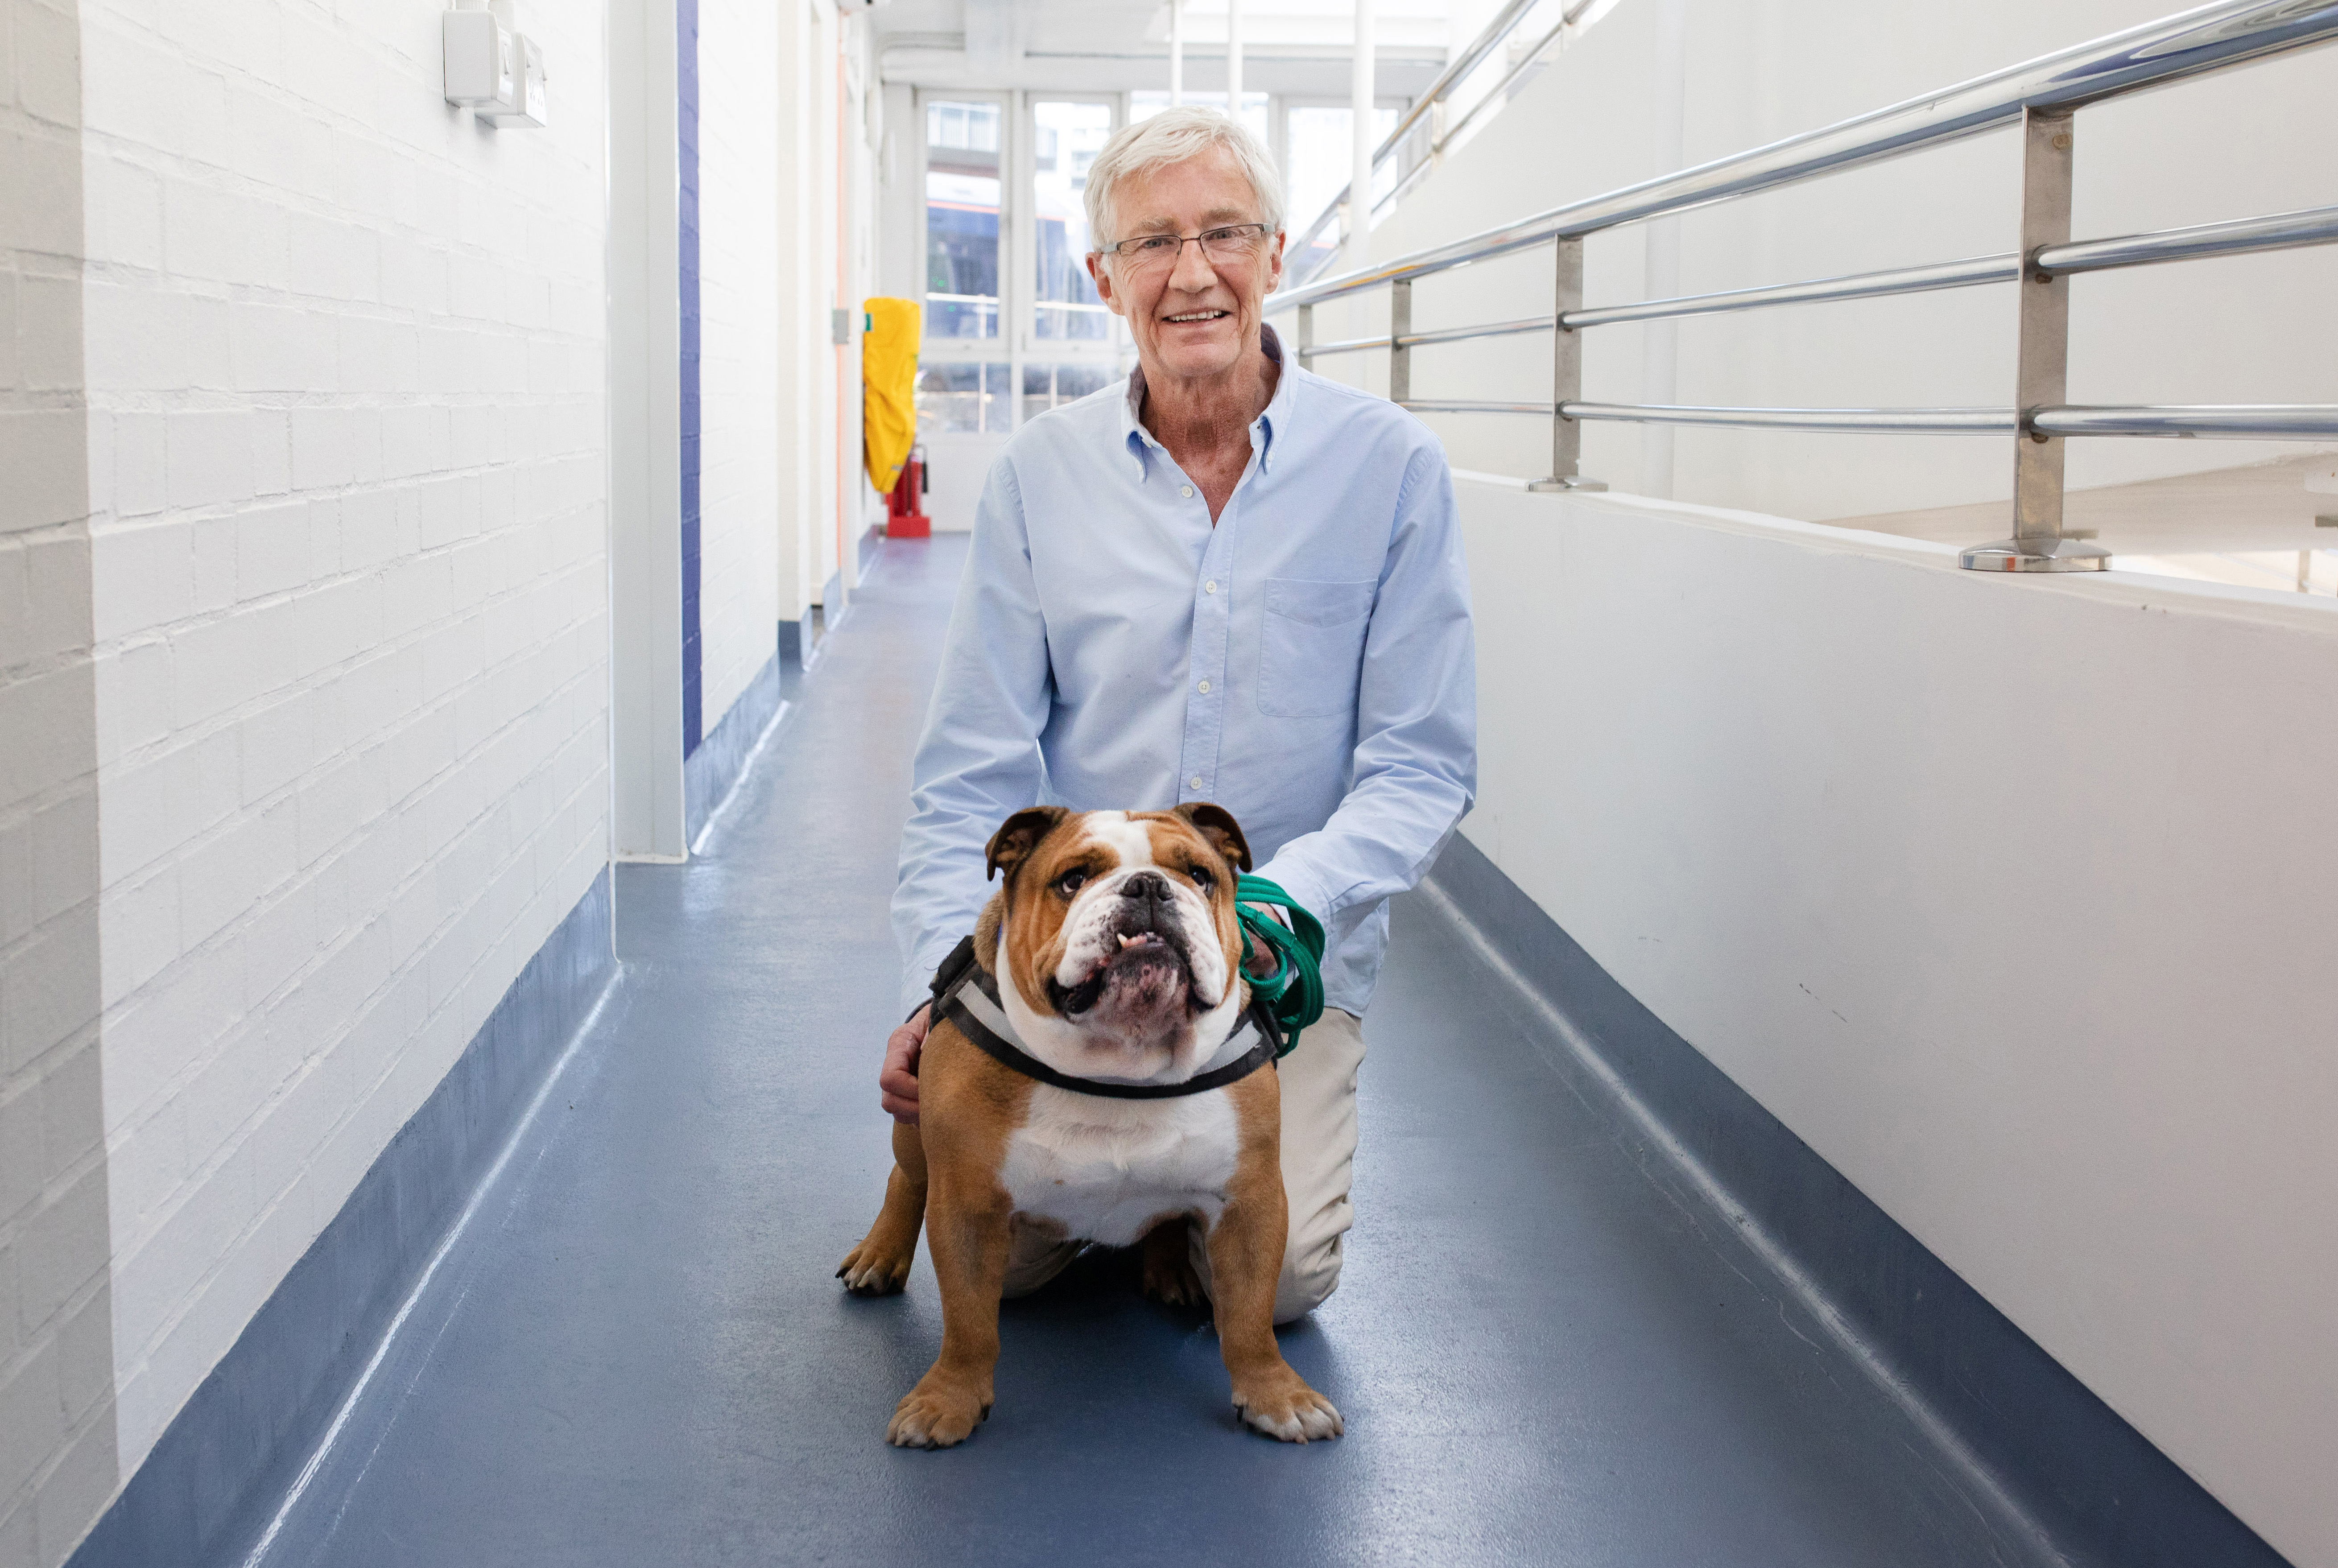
left=837, top=804, right=1342, bottom=1448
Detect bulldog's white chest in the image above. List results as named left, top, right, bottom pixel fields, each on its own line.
left=1001, top=1085, right=1241, bottom=1246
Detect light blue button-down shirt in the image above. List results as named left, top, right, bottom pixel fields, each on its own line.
left=893, top=326, right=1477, bottom=1017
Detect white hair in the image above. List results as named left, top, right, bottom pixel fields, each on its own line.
left=1083, top=107, right=1285, bottom=254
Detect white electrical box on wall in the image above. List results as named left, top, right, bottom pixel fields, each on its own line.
left=443, top=4, right=545, bottom=127
left=479, top=34, right=547, bottom=128
left=442, top=10, right=515, bottom=107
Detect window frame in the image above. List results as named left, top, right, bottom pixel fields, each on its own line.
left=1020, top=93, right=1123, bottom=366
left=915, top=87, right=1011, bottom=358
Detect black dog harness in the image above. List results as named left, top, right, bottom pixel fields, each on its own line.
left=925, top=935, right=1283, bottom=1100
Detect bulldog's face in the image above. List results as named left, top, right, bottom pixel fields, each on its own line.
left=979, top=804, right=1253, bottom=1082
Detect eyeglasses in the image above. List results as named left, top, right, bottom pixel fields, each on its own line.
left=1100, top=224, right=1272, bottom=271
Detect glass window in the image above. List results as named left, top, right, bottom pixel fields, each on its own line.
left=1021, top=362, right=1116, bottom=425
left=1032, top=101, right=1115, bottom=342
left=918, top=363, right=1011, bottom=434
left=926, top=99, right=1001, bottom=339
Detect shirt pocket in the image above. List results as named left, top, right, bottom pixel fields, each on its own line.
left=1257, top=577, right=1378, bottom=718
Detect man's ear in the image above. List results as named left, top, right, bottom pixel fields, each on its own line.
left=1174, top=802, right=1252, bottom=873
left=985, top=806, right=1069, bottom=882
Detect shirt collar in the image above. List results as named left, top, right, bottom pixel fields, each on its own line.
left=1120, top=322, right=1295, bottom=476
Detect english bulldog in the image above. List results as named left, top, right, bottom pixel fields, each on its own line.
left=836, top=803, right=1343, bottom=1448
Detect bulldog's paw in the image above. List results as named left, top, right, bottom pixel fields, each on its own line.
left=1232, top=1370, right=1344, bottom=1444
left=886, top=1378, right=991, bottom=1449
left=834, top=1234, right=913, bottom=1296
left=1138, top=1219, right=1205, bottom=1309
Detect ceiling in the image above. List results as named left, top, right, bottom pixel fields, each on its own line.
left=872, top=0, right=1454, bottom=99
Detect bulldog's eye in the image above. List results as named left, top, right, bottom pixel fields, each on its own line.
left=1188, top=865, right=1216, bottom=894
left=1055, top=869, right=1088, bottom=899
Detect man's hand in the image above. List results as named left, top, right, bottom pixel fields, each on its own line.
left=880, top=1007, right=929, bottom=1124
left=1240, top=901, right=1290, bottom=978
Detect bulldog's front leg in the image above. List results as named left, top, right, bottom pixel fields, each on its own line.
left=887, top=1172, right=1012, bottom=1448
left=838, top=1118, right=927, bottom=1296
left=1209, top=1083, right=1343, bottom=1442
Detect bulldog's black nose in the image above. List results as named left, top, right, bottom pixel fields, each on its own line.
left=1121, top=871, right=1171, bottom=904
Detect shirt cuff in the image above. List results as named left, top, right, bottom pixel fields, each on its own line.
left=1247, top=856, right=1331, bottom=931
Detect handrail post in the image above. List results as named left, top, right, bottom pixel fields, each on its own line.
left=1297, top=302, right=1314, bottom=371
left=1388, top=279, right=1411, bottom=404
left=1960, top=107, right=2106, bottom=572
left=1529, top=236, right=1605, bottom=492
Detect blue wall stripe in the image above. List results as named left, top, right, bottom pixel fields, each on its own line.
left=677, top=0, right=702, bottom=757
left=67, top=871, right=616, bottom=1568
left=1424, top=832, right=2286, bottom=1568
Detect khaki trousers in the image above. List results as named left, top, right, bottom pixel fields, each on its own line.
left=1000, top=1008, right=1365, bottom=1324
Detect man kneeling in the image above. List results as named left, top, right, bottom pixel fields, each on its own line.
left=883, top=106, right=1477, bottom=1324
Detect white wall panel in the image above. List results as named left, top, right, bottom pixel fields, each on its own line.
left=697, top=0, right=782, bottom=726
left=0, top=2, right=115, bottom=1562
left=74, top=0, right=611, bottom=1507
left=1455, top=475, right=2338, bottom=1567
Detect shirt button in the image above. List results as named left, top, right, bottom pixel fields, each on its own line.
left=1204, top=580, right=1217, bottom=594
left=1197, top=680, right=1211, bottom=694
left=1190, top=775, right=1204, bottom=790
left=1181, top=485, right=1194, bottom=498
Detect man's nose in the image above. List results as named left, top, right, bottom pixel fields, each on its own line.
left=1122, top=871, right=1171, bottom=903
left=1167, top=235, right=1218, bottom=292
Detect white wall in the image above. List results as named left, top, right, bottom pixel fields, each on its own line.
left=810, top=0, right=842, bottom=602
left=609, top=0, right=685, bottom=858
left=1455, top=476, right=2338, bottom=1567
left=774, top=0, right=821, bottom=628
left=1309, top=0, right=2338, bottom=520
left=697, top=0, right=781, bottom=720
left=2, top=0, right=875, bottom=1560
left=73, top=0, right=611, bottom=1535
left=0, top=1, right=113, bottom=1561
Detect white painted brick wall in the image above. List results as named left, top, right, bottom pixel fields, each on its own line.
left=695, top=0, right=781, bottom=731
left=74, top=0, right=611, bottom=1542
left=1, top=0, right=118, bottom=1562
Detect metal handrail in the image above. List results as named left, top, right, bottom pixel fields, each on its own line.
left=1374, top=0, right=1540, bottom=171
left=2036, top=203, right=2338, bottom=275
left=1269, top=0, right=2338, bottom=573
left=1311, top=200, right=2338, bottom=343
left=1275, top=0, right=2338, bottom=310
left=1286, top=0, right=1602, bottom=272
left=2031, top=404, right=2338, bottom=438
left=1402, top=402, right=2338, bottom=438
left=1561, top=255, right=2021, bottom=330
left=1562, top=404, right=2019, bottom=434
left=1306, top=313, right=1559, bottom=357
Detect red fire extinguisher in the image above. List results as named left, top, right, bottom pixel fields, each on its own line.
left=886, top=445, right=931, bottom=539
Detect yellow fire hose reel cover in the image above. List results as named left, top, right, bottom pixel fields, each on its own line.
left=862, top=297, right=920, bottom=495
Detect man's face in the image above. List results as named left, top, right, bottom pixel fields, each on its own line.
left=1088, top=146, right=1285, bottom=387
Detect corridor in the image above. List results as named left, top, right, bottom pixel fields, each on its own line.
left=246, top=539, right=2035, bottom=1568
left=10, top=2, right=2333, bottom=1564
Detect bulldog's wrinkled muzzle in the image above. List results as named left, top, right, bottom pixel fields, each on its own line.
left=1048, top=871, right=1200, bottom=1019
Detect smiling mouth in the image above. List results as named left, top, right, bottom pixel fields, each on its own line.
left=1162, top=309, right=1229, bottom=324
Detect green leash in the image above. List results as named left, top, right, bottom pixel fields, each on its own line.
left=1234, top=875, right=1325, bottom=1058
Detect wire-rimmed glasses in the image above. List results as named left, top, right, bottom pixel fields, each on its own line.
left=1099, top=224, right=1272, bottom=272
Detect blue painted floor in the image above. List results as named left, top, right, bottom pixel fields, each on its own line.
left=250, top=537, right=2042, bottom=1567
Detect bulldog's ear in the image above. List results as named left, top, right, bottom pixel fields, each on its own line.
left=985, top=806, right=1069, bottom=882
left=1175, top=802, right=1252, bottom=873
